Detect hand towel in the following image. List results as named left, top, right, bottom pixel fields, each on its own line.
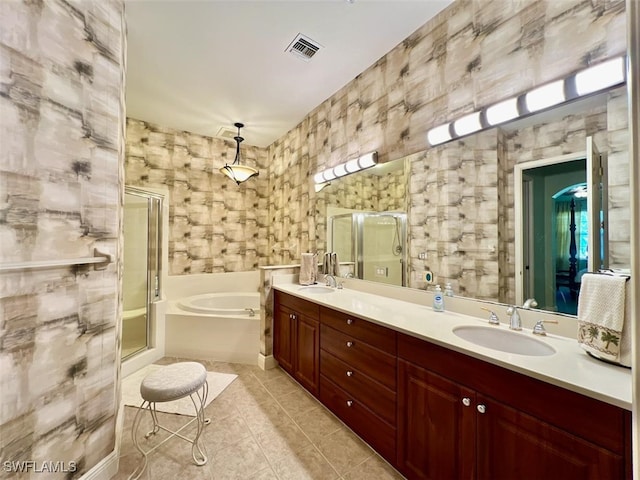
left=299, top=253, right=317, bottom=285
left=331, top=252, right=340, bottom=276
left=322, top=252, right=331, bottom=275
left=577, top=273, right=629, bottom=365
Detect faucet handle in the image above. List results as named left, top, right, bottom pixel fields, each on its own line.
left=532, top=319, right=559, bottom=336
left=481, top=307, right=500, bottom=325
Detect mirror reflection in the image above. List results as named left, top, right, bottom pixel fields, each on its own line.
left=315, top=85, right=630, bottom=316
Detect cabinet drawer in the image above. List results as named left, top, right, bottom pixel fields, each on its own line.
left=321, top=350, right=396, bottom=426
left=321, top=325, right=396, bottom=390
left=320, top=306, right=396, bottom=354
left=275, top=291, right=320, bottom=318
left=320, top=375, right=396, bottom=464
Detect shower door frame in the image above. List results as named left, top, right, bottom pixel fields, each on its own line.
left=123, top=186, right=164, bottom=359
left=330, top=211, right=408, bottom=287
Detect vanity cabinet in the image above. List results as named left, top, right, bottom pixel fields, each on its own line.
left=272, top=291, right=631, bottom=480
left=397, top=332, right=631, bottom=480
left=273, top=291, right=320, bottom=396
left=319, top=306, right=398, bottom=463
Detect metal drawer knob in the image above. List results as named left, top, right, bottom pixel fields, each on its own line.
left=462, top=397, right=471, bottom=407
left=477, top=404, right=486, bottom=414
left=346, top=341, right=354, bottom=347
left=346, top=371, right=353, bottom=377
left=346, top=400, right=353, bottom=407
left=346, top=318, right=353, bottom=325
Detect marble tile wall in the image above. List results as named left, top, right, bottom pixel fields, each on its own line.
left=125, top=118, right=270, bottom=275
left=408, top=130, right=500, bottom=299
left=0, top=0, right=125, bottom=477
left=266, top=0, right=626, bottom=275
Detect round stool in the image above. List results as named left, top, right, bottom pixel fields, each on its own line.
left=129, top=362, right=210, bottom=480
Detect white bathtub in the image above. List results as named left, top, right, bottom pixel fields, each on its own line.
left=178, top=292, right=259, bottom=315
left=165, top=292, right=260, bottom=364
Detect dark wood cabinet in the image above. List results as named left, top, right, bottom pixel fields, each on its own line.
left=273, top=291, right=631, bottom=480
left=397, top=359, right=475, bottom=480
left=476, top=394, right=625, bottom=480
left=397, top=332, right=631, bottom=480
left=318, top=306, right=398, bottom=465
left=273, top=291, right=320, bottom=396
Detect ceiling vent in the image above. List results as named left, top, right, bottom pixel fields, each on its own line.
left=286, top=33, right=322, bottom=62
left=215, top=126, right=237, bottom=139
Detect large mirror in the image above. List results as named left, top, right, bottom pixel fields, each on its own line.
left=315, top=85, right=630, bottom=316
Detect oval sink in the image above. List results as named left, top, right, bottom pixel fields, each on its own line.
left=298, top=285, right=335, bottom=294
left=452, top=325, right=556, bottom=356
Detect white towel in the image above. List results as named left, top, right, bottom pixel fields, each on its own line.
left=299, top=253, right=317, bottom=285
left=577, top=273, right=629, bottom=365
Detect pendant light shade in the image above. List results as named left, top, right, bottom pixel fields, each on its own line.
left=219, top=122, right=259, bottom=185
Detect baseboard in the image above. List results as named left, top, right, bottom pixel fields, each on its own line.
left=258, top=353, right=278, bottom=370
left=79, top=450, right=118, bottom=480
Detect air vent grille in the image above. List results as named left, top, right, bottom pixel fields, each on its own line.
left=286, top=34, right=321, bottom=62
left=215, top=126, right=236, bottom=139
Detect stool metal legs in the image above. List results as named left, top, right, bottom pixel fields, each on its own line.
left=128, top=382, right=210, bottom=480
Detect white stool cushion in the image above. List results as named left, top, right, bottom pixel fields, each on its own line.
left=140, top=362, right=207, bottom=403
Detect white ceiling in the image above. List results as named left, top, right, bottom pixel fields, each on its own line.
left=125, top=0, right=453, bottom=148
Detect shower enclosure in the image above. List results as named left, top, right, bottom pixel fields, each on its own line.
left=329, top=212, right=408, bottom=287
left=122, top=187, right=163, bottom=360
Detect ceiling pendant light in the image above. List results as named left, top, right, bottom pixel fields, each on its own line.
left=219, top=122, right=259, bottom=185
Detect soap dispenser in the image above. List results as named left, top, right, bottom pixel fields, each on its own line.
left=433, top=285, right=444, bottom=312
left=444, top=282, right=454, bottom=297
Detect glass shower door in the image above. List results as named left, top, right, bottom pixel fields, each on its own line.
left=122, top=187, right=162, bottom=360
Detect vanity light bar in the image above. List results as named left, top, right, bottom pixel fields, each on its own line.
left=427, top=55, right=627, bottom=147
left=313, top=151, right=378, bottom=184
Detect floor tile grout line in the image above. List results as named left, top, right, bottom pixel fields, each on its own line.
left=248, top=369, right=345, bottom=479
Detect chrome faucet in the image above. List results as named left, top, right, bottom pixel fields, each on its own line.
left=325, top=274, right=344, bottom=289
left=325, top=275, right=338, bottom=288
left=523, top=298, right=538, bottom=309
left=506, top=305, right=522, bottom=331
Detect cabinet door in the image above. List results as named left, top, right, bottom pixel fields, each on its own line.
left=476, top=395, right=625, bottom=480
left=397, top=360, right=475, bottom=480
left=294, top=313, right=319, bottom=396
left=273, top=305, right=295, bottom=374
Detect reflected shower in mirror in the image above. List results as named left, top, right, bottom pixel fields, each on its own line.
left=313, top=85, right=630, bottom=316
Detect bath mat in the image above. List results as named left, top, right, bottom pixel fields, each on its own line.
left=121, top=364, right=237, bottom=416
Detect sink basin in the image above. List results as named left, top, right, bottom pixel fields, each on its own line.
left=452, top=325, right=556, bottom=356
left=298, top=285, right=335, bottom=294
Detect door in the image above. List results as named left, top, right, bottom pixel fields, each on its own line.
left=122, top=187, right=163, bottom=360
left=273, top=305, right=295, bottom=374
left=294, top=314, right=320, bottom=396
left=397, top=360, right=476, bottom=480
left=476, top=395, right=624, bottom=480
left=586, top=136, right=608, bottom=271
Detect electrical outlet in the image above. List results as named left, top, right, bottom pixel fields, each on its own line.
left=418, top=252, right=427, bottom=260
left=375, top=266, right=388, bottom=277
left=425, top=271, right=434, bottom=284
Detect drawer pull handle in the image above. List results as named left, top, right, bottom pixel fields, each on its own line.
left=477, top=404, right=486, bottom=414
left=346, top=400, right=353, bottom=407
left=462, top=397, right=471, bottom=407
left=346, top=371, right=353, bottom=377
left=346, top=341, right=354, bottom=347
left=346, top=318, right=353, bottom=325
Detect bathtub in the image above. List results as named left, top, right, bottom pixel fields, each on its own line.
left=178, top=292, right=259, bottom=315
left=165, top=292, right=260, bottom=364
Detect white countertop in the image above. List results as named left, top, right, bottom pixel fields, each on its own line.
left=273, top=282, right=632, bottom=411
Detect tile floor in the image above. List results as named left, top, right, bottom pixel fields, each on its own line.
left=115, top=357, right=405, bottom=480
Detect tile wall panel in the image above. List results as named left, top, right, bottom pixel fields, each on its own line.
left=266, top=0, right=626, bottom=302
left=125, top=118, right=270, bottom=275
left=0, top=0, right=125, bottom=477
